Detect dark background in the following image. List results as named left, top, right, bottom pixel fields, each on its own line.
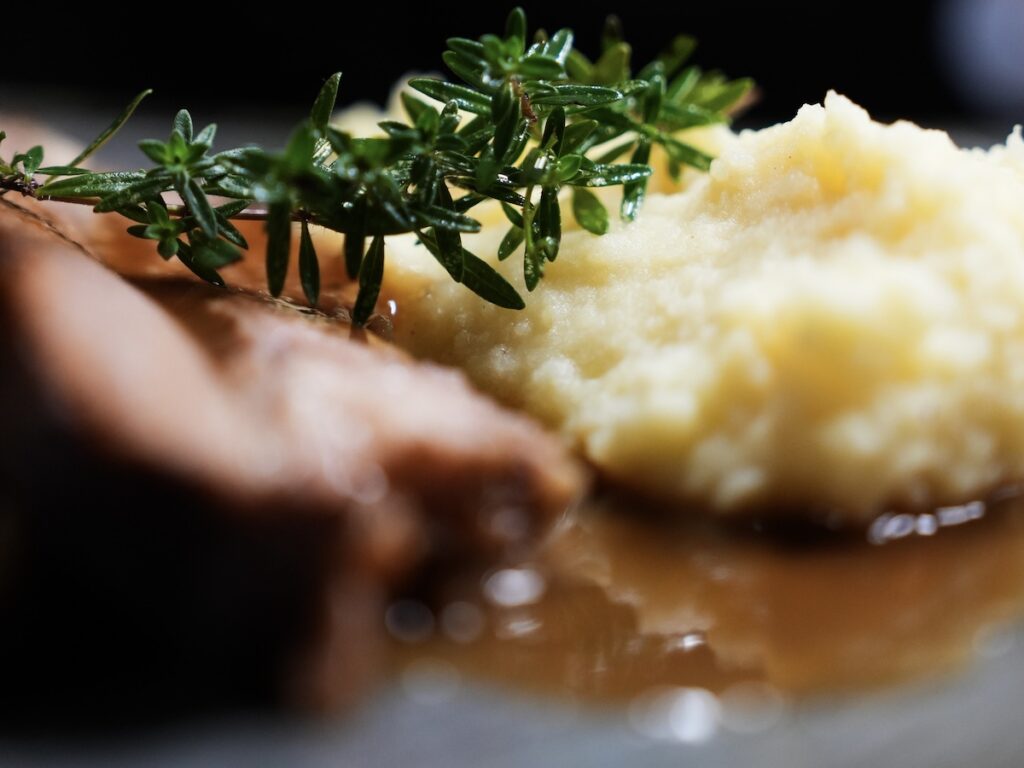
left=3, top=0, right=1022, bottom=140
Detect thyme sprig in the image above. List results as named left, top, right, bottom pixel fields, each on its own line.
left=0, top=9, right=751, bottom=325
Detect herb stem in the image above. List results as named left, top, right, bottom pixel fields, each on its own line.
left=0, top=176, right=301, bottom=224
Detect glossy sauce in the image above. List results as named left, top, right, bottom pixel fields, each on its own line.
left=392, top=495, right=1024, bottom=709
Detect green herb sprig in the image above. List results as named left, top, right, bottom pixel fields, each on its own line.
left=0, top=9, right=751, bottom=325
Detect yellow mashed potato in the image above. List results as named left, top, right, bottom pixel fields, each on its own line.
left=376, top=92, right=1024, bottom=522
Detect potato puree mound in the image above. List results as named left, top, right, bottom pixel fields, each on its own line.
left=381, top=92, right=1024, bottom=521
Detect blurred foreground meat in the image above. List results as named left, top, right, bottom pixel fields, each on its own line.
left=0, top=206, right=583, bottom=723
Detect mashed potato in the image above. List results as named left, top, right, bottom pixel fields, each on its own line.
left=379, top=92, right=1024, bottom=522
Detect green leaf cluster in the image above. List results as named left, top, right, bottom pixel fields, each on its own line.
left=399, top=10, right=749, bottom=290
left=2, top=9, right=752, bottom=326
left=0, top=132, right=45, bottom=187
left=41, top=105, right=246, bottom=286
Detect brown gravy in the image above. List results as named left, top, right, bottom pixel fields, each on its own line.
left=391, top=495, right=1024, bottom=709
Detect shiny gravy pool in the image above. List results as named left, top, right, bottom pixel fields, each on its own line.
left=388, top=494, right=1024, bottom=725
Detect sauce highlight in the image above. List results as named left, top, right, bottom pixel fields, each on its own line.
left=393, top=495, right=1024, bottom=708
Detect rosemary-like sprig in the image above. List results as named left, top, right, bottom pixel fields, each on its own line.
left=0, top=9, right=751, bottom=325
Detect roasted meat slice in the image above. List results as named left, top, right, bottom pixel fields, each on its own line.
left=0, top=207, right=584, bottom=721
